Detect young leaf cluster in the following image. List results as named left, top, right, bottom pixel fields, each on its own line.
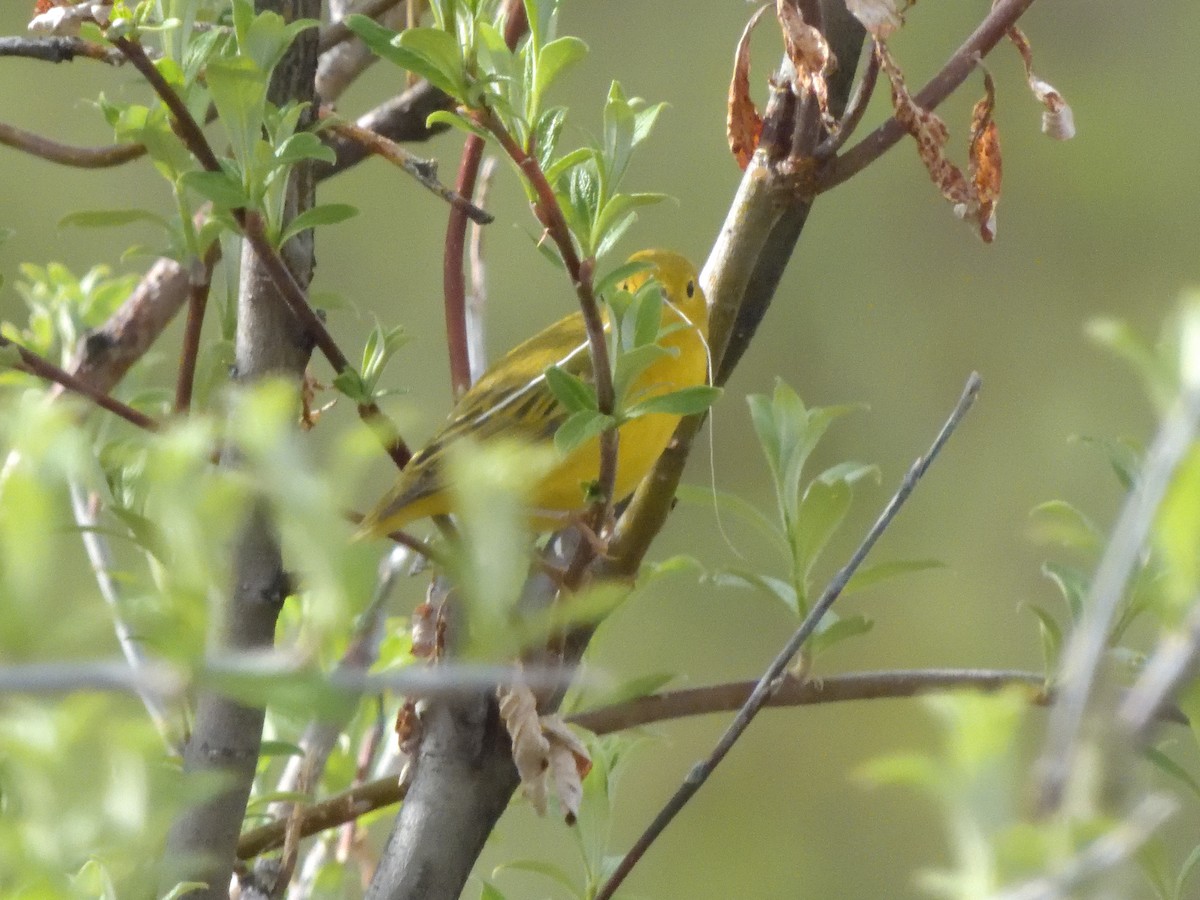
left=348, top=0, right=667, bottom=263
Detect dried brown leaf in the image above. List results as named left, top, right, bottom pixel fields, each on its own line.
left=409, top=600, right=438, bottom=659
left=1007, top=25, right=1075, bottom=140
left=28, top=0, right=110, bottom=35
left=878, top=43, right=971, bottom=207
left=542, top=716, right=591, bottom=825
left=965, top=73, right=1002, bottom=243
left=727, top=4, right=770, bottom=170
left=844, top=0, right=906, bottom=39
left=776, top=0, right=834, bottom=130
left=498, top=681, right=551, bottom=815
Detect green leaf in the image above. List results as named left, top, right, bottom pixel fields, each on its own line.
left=491, top=859, right=582, bottom=897
left=161, top=883, right=208, bottom=900
left=532, top=106, right=567, bottom=169
left=792, top=478, right=851, bottom=606
left=632, top=100, right=667, bottom=147
left=1143, top=746, right=1200, bottom=803
left=594, top=259, right=654, bottom=300
left=205, top=55, right=268, bottom=172
left=625, top=385, right=722, bottom=418
left=555, top=410, right=614, bottom=456
left=278, top=203, right=359, bottom=246
left=594, top=192, right=667, bottom=252
left=1024, top=603, right=1063, bottom=674
left=842, top=558, right=945, bottom=595
left=426, top=109, right=491, bottom=140
left=673, top=483, right=789, bottom=558
left=711, top=569, right=798, bottom=615
left=545, top=365, right=596, bottom=413
left=1029, top=499, right=1101, bottom=551
left=544, top=146, right=595, bottom=185
left=534, top=36, right=587, bottom=110
left=259, top=740, right=304, bottom=757
left=180, top=169, right=251, bottom=211
left=856, top=753, right=941, bottom=791
left=602, top=81, right=635, bottom=191
left=58, top=208, right=171, bottom=232
left=273, top=131, right=336, bottom=168
left=478, top=881, right=507, bottom=900
left=398, top=27, right=468, bottom=98
left=332, top=368, right=370, bottom=404
left=1175, top=843, right=1200, bottom=899
left=1041, top=561, right=1088, bottom=621
left=1087, top=316, right=1176, bottom=413
left=809, top=612, right=873, bottom=657
left=346, top=16, right=465, bottom=99
left=612, top=343, right=672, bottom=403
left=1072, top=434, right=1141, bottom=491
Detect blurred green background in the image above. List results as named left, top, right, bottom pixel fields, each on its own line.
left=2, top=1, right=1199, bottom=897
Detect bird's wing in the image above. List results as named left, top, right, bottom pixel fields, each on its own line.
left=370, top=311, right=596, bottom=526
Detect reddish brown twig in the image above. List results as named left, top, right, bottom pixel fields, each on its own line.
left=234, top=665, right=1045, bottom=860
left=0, top=335, right=159, bottom=431
left=322, top=119, right=492, bottom=224
left=442, top=0, right=527, bottom=398
left=174, top=250, right=218, bottom=414
left=0, top=121, right=145, bottom=168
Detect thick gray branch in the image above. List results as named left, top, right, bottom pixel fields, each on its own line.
left=159, top=1, right=321, bottom=896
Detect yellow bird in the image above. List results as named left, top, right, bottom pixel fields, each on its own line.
left=363, top=249, right=709, bottom=534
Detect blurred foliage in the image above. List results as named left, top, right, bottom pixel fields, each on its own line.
left=0, top=0, right=1199, bottom=899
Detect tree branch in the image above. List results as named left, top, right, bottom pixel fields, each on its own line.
left=237, top=667, right=1047, bottom=859
left=159, top=3, right=322, bottom=895
left=0, top=120, right=145, bottom=168
left=0, top=35, right=124, bottom=65
left=0, top=333, right=160, bottom=430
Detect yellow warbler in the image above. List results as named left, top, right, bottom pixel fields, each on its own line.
left=363, top=249, right=709, bottom=533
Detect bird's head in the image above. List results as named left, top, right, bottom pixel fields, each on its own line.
left=621, top=249, right=708, bottom=332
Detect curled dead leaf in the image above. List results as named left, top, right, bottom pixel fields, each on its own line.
left=542, top=715, right=591, bottom=824
left=727, top=4, right=770, bottom=170
left=964, top=72, right=1002, bottom=243
left=409, top=599, right=438, bottom=659
left=1007, top=26, right=1075, bottom=140
left=776, top=0, right=834, bottom=130
left=498, top=681, right=552, bottom=815
left=28, top=0, right=111, bottom=34
left=844, top=0, right=906, bottom=39
left=878, top=43, right=1002, bottom=242
left=498, top=686, right=594, bottom=823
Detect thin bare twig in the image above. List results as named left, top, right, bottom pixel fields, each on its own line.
left=236, top=665, right=1043, bottom=859
left=596, top=372, right=983, bottom=900
left=324, top=118, right=493, bottom=224
left=0, top=35, right=124, bottom=65
left=174, top=253, right=217, bottom=414
left=1036, top=390, right=1200, bottom=814
left=442, top=0, right=526, bottom=398
left=814, top=38, right=880, bottom=160
left=479, top=110, right=618, bottom=542
left=0, top=333, right=160, bottom=431
left=68, top=483, right=181, bottom=750
left=1120, top=595, right=1200, bottom=739
left=0, top=120, right=145, bottom=168
left=466, top=156, right=498, bottom=384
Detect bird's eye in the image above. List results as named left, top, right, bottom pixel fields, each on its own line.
left=686, top=280, right=695, bottom=298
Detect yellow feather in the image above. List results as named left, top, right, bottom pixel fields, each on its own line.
left=363, top=249, right=709, bottom=533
